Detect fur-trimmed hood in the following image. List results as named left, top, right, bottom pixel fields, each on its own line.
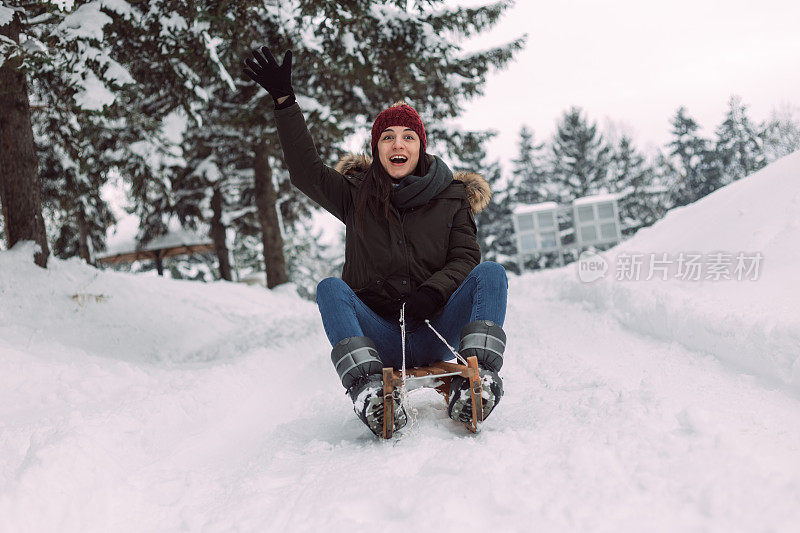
left=334, top=153, right=492, bottom=214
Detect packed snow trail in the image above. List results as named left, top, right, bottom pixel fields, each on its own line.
left=2, top=152, right=800, bottom=531
left=1, top=259, right=799, bottom=531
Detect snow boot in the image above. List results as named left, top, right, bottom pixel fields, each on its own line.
left=448, top=320, right=506, bottom=425
left=331, top=336, right=407, bottom=437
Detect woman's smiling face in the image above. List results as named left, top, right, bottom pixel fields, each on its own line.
left=377, top=126, right=421, bottom=180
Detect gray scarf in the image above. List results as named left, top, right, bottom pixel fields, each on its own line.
left=390, top=155, right=453, bottom=209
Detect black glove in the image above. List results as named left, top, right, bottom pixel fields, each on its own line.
left=243, top=47, right=295, bottom=109
left=403, top=286, right=442, bottom=323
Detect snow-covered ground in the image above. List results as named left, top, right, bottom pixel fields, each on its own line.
left=1, top=153, right=799, bottom=532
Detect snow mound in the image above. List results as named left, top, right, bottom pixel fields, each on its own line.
left=552, top=150, right=800, bottom=389
left=0, top=241, right=316, bottom=364
left=1, top=154, right=800, bottom=530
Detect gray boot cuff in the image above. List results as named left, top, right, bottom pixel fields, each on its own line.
left=458, top=320, right=506, bottom=372
left=331, top=336, right=384, bottom=390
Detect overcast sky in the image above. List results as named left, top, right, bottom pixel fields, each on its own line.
left=448, top=0, right=800, bottom=167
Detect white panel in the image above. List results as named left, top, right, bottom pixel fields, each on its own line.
left=579, top=225, right=597, bottom=242
left=516, top=213, right=535, bottom=232
left=597, top=202, right=614, bottom=219
left=600, top=222, right=617, bottom=240
left=519, top=233, right=537, bottom=252
left=540, top=231, right=557, bottom=249
left=576, top=205, right=594, bottom=222
left=536, top=212, right=555, bottom=228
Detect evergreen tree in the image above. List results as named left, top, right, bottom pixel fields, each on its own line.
left=170, top=130, right=233, bottom=280
left=607, top=136, right=668, bottom=236
left=283, top=216, right=342, bottom=301
left=181, top=0, right=525, bottom=289
left=510, top=125, right=548, bottom=205
left=30, top=56, right=129, bottom=264
left=548, top=107, right=611, bottom=202
left=762, top=104, right=800, bottom=162
left=37, top=136, right=115, bottom=262
left=665, top=106, right=721, bottom=207
left=451, top=131, right=516, bottom=269
left=714, top=95, right=766, bottom=183
left=0, top=5, right=66, bottom=266
left=1, top=1, right=209, bottom=267
left=103, top=0, right=235, bottom=256
left=3, top=1, right=526, bottom=283
left=123, top=126, right=181, bottom=248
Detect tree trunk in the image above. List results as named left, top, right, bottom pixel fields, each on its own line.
left=76, top=208, right=91, bottom=263
left=0, top=14, right=49, bottom=267
left=253, top=140, right=288, bottom=288
left=210, top=186, right=232, bottom=281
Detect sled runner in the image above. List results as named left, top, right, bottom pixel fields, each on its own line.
left=380, top=356, right=483, bottom=439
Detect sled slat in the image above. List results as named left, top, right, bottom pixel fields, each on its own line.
left=382, top=367, right=394, bottom=439
left=429, top=361, right=474, bottom=375
left=467, top=356, right=482, bottom=433
left=380, top=357, right=483, bottom=438
left=390, top=361, right=476, bottom=387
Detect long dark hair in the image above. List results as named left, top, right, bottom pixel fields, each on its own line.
left=354, top=150, right=430, bottom=238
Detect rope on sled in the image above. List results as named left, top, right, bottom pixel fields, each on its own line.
left=394, top=309, right=472, bottom=440
left=400, top=303, right=407, bottom=389
left=396, top=303, right=419, bottom=438
left=399, top=311, right=470, bottom=395
left=424, top=319, right=469, bottom=366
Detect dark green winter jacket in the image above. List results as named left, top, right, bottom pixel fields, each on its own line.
left=273, top=102, right=491, bottom=320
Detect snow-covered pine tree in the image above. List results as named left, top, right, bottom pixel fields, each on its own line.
left=168, top=121, right=238, bottom=281
left=282, top=215, right=343, bottom=300
left=451, top=130, right=516, bottom=269
left=1, top=1, right=204, bottom=267
left=103, top=0, right=231, bottom=258
left=134, top=0, right=348, bottom=288
left=37, top=134, right=115, bottom=262
left=510, top=125, right=548, bottom=205
left=607, top=136, right=668, bottom=236
left=118, top=122, right=179, bottom=250
left=1, top=4, right=57, bottom=266
left=30, top=53, right=127, bottom=264
left=714, top=95, right=766, bottom=184
left=171, top=0, right=525, bottom=289
left=762, top=104, right=800, bottom=162
left=548, top=107, right=612, bottom=203
left=665, top=106, right=721, bottom=207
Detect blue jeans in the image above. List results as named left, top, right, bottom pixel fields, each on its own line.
left=315, top=261, right=508, bottom=368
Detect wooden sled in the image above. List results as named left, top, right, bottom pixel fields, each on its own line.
left=381, top=355, right=483, bottom=439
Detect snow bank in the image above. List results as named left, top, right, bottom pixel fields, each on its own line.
left=551, top=151, right=800, bottom=389
left=2, top=152, right=800, bottom=530
left=0, top=243, right=332, bottom=531
left=2, top=215, right=800, bottom=529
left=0, top=241, right=315, bottom=365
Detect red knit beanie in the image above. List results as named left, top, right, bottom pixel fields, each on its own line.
left=370, top=100, right=427, bottom=154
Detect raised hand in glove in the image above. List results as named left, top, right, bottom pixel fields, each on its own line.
left=243, top=47, right=295, bottom=109
left=403, top=286, right=442, bottom=323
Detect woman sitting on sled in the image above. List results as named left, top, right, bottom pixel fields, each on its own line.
left=244, top=47, right=508, bottom=437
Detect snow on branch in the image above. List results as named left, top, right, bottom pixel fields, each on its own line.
left=57, top=3, right=112, bottom=41
left=98, top=0, right=134, bottom=17
left=0, top=4, right=15, bottom=27
left=202, top=31, right=236, bottom=92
